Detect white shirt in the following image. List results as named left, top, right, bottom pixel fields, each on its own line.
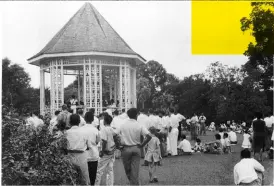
left=119, top=119, right=150, bottom=146
left=66, top=126, right=89, bottom=152
left=199, top=115, right=206, bottom=123
left=242, top=133, right=251, bottom=148
left=100, top=126, right=117, bottom=152
left=111, top=115, right=124, bottom=132
left=177, top=139, right=192, bottom=152
left=228, top=131, right=237, bottom=142
left=186, top=119, right=191, bottom=125
left=137, top=113, right=150, bottom=129
left=242, top=122, right=246, bottom=127
left=105, top=109, right=113, bottom=117
left=264, top=117, right=273, bottom=128
left=224, top=138, right=230, bottom=147
left=176, top=113, right=185, bottom=122
left=119, top=113, right=128, bottom=120
left=80, top=124, right=100, bottom=161
left=148, top=115, right=160, bottom=129
left=234, top=158, right=264, bottom=185
left=93, top=116, right=99, bottom=127
left=191, top=116, right=199, bottom=123
left=79, top=115, right=86, bottom=127
left=170, top=114, right=179, bottom=128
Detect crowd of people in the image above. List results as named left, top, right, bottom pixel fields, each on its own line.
left=24, top=102, right=273, bottom=186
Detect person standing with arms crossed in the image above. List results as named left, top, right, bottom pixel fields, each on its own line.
left=119, top=108, right=152, bottom=185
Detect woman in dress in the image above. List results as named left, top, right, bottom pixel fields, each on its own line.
left=252, top=112, right=267, bottom=161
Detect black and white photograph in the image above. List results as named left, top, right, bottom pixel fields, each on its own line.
left=1, top=1, right=274, bottom=185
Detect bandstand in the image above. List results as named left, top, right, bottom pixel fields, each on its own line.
left=28, top=2, right=145, bottom=115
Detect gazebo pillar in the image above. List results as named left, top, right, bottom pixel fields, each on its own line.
left=50, top=60, right=64, bottom=115
left=40, top=68, right=45, bottom=115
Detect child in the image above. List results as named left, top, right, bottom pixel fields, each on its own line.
left=223, top=133, right=231, bottom=153
left=177, top=134, right=193, bottom=155
left=204, top=134, right=223, bottom=154
left=228, top=127, right=237, bottom=152
left=144, top=126, right=162, bottom=183
left=193, top=138, right=204, bottom=152
left=242, top=129, right=252, bottom=149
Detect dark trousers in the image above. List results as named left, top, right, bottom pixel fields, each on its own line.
left=178, top=122, right=182, bottom=140
left=121, top=146, right=141, bottom=185
left=88, top=161, right=98, bottom=185
left=200, top=123, right=206, bottom=135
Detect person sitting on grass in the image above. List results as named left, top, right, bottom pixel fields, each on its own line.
left=193, top=138, right=204, bottom=152
left=234, top=149, right=264, bottom=185
left=204, top=134, right=223, bottom=154
left=242, top=129, right=252, bottom=150
left=223, top=133, right=231, bottom=154
left=144, top=126, right=161, bottom=183
left=177, top=134, right=193, bottom=155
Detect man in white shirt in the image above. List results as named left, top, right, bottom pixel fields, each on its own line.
left=67, top=114, right=93, bottom=185
left=77, top=109, right=86, bottom=127
left=69, top=95, right=78, bottom=114
left=119, top=108, right=152, bottom=185
left=119, top=109, right=128, bottom=120
left=199, top=113, right=207, bottom=136
left=228, top=127, right=237, bottom=145
left=234, top=149, right=264, bottom=185
left=80, top=112, right=100, bottom=185
left=177, top=134, right=192, bottom=155
left=49, top=110, right=60, bottom=134
left=89, top=108, right=99, bottom=127
left=168, top=108, right=180, bottom=156
left=190, top=114, right=199, bottom=140
left=137, top=109, right=150, bottom=129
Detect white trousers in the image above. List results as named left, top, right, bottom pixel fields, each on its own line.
left=169, top=128, right=179, bottom=156
left=95, top=154, right=115, bottom=186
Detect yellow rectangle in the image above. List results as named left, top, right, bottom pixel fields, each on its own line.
left=191, top=1, right=254, bottom=55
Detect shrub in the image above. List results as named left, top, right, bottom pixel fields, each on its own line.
left=2, top=112, right=81, bottom=185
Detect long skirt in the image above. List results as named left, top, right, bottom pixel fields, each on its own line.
left=169, top=128, right=179, bottom=156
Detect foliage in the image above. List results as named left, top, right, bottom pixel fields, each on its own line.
left=2, top=58, right=50, bottom=114
left=240, top=2, right=274, bottom=109
left=136, top=77, right=151, bottom=109
left=2, top=113, right=81, bottom=185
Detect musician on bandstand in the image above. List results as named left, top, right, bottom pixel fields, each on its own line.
left=69, top=95, right=78, bottom=114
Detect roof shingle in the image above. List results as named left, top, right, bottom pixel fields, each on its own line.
left=28, top=2, right=141, bottom=61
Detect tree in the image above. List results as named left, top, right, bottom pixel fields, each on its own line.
left=2, top=58, right=31, bottom=112
left=136, top=77, right=151, bottom=109
left=241, top=2, right=274, bottom=109
left=137, top=60, right=167, bottom=107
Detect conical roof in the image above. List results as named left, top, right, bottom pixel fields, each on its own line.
left=28, top=2, right=145, bottom=65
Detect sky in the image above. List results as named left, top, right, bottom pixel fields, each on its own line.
left=1, top=1, right=248, bottom=88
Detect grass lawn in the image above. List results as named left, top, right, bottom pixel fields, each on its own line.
left=102, top=131, right=273, bottom=185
